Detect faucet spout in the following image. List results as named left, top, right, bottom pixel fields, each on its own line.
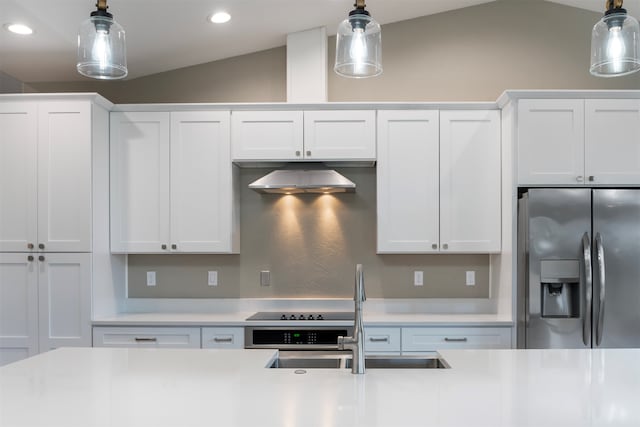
left=338, top=264, right=366, bottom=374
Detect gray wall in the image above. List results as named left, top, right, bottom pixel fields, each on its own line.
left=128, top=168, right=490, bottom=298
left=26, top=0, right=639, bottom=298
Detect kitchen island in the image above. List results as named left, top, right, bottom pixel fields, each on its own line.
left=1, top=347, right=639, bottom=427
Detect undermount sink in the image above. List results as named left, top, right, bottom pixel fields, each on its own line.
left=269, top=351, right=450, bottom=369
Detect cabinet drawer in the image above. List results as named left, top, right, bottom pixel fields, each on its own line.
left=402, top=327, right=511, bottom=351
left=364, top=327, right=401, bottom=353
left=202, top=327, right=244, bottom=349
left=92, top=327, right=201, bottom=348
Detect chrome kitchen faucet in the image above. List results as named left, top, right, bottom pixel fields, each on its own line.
left=338, top=264, right=366, bottom=374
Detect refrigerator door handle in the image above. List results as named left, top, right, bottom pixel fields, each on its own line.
left=595, top=233, right=606, bottom=346
left=582, top=232, right=593, bottom=347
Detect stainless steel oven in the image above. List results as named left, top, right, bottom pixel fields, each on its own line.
left=244, top=312, right=354, bottom=351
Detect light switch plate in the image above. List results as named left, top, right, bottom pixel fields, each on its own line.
left=260, top=270, right=271, bottom=286
left=208, top=271, right=218, bottom=286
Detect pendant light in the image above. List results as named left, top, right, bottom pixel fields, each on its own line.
left=77, top=0, right=128, bottom=80
left=590, top=0, right=640, bottom=77
left=334, top=0, right=382, bottom=78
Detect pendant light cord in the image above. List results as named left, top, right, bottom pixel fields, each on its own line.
left=96, top=0, right=108, bottom=11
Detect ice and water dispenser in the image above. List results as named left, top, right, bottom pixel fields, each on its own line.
left=539, top=260, right=580, bottom=318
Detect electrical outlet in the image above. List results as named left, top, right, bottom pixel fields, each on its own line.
left=208, top=271, right=218, bottom=286
left=146, top=271, right=156, bottom=287
left=466, top=271, right=476, bottom=286
left=414, top=271, right=424, bottom=286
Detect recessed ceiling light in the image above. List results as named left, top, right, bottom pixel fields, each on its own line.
left=4, top=23, right=34, bottom=35
left=208, top=12, right=231, bottom=24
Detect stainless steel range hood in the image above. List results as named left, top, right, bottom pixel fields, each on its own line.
left=248, top=168, right=356, bottom=194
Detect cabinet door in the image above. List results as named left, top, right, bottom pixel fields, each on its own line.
left=377, top=110, right=439, bottom=253
left=110, top=112, right=171, bottom=253
left=170, top=111, right=238, bottom=253
left=585, top=99, right=640, bottom=185
left=37, top=253, right=91, bottom=352
left=37, top=101, right=92, bottom=252
left=517, top=99, right=585, bottom=185
left=93, top=326, right=201, bottom=348
left=231, top=111, right=303, bottom=161
left=201, top=327, right=244, bottom=349
left=303, top=110, right=376, bottom=160
left=0, top=254, right=38, bottom=366
left=402, top=327, right=512, bottom=351
left=0, top=102, right=37, bottom=252
left=440, top=110, right=501, bottom=253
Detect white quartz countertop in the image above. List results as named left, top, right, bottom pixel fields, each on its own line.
left=2, top=347, right=639, bottom=427
left=92, top=312, right=513, bottom=327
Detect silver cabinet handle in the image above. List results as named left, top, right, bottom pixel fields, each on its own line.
left=134, top=337, right=158, bottom=342
left=588, top=176, right=595, bottom=182
left=27, top=243, right=34, bottom=249
left=444, top=337, right=468, bottom=342
left=171, top=244, right=177, bottom=250
left=295, top=150, right=301, bottom=157
left=306, top=150, right=311, bottom=157
left=442, top=243, right=449, bottom=250
left=161, top=244, right=167, bottom=250
left=432, top=243, right=438, bottom=249
left=27, top=255, right=34, bottom=262
left=595, top=233, right=606, bottom=347
left=576, top=176, right=584, bottom=182
left=582, top=232, right=593, bottom=347
left=38, top=243, right=45, bottom=250
left=213, top=337, right=233, bottom=343
left=368, top=337, right=389, bottom=342
left=38, top=255, right=45, bottom=262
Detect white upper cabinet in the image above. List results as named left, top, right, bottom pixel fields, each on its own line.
left=585, top=99, right=640, bottom=185
left=0, top=101, right=92, bottom=252
left=303, top=110, right=376, bottom=160
left=170, top=111, right=238, bottom=253
left=231, top=111, right=303, bottom=160
left=110, top=112, right=171, bottom=253
left=110, top=110, right=238, bottom=254
left=440, top=110, right=501, bottom=253
left=377, top=109, right=501, bottom=254
left=231, top=110, right=375, bottom=161
left=377, top=110, right=440, bottom=253
left=0, top=102, right=38, bottom=252
left=517, top=99, right=585, bottom=185
left=517, top=98, right=640, bottom=186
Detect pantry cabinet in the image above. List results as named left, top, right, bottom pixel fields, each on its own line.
left=231, top=110, right=375, bottom=161
left=517, top=98, right=640, bottom=185
left=377, top=109, right=501, bottom=253
left=0, top=101, right=92, bottom=253
left=0, top=253, right=91, bottom=366
left=110, top=110, right=239, bottom=253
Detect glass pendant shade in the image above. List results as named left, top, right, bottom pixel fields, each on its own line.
left=334, top=12, right=382, bottom=78
left=590, top=10, right=640, bottom=77
left=77, top=15, right=127, bottom=79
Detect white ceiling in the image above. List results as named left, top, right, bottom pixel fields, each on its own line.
left=1, top=0, right=638, bottom=83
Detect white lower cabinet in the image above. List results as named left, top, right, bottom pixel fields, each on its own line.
left=0, top=253, right=92, bottom=366
left=364, top=327, right=401, bottom=355
left=93, top=326, right=201, bottom=348
left=201, top=327, right=244, bottom=349
left=401, top=327, right=512, bottom=352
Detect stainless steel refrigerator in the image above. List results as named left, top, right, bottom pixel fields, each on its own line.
left=517, top=188, right=640, bottom=349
